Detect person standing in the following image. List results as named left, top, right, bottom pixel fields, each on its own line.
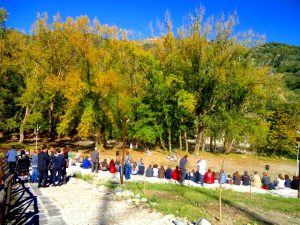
left=197, top=158, right=206, bottom=187
left=31, top=149, right=39, bottom=183
left=52, top=149, right=65, bottom=186
left=91, top=147, right=99, bottom=173
left=6, top=145, right=18, bottom=173
left=179, top=155, right=188, bottom=183
left=124, top=151, right=132, bottom=179
left=37, top=146, right=49, bottom=188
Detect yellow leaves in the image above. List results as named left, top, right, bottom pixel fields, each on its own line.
left=94, top=70, right=119, bottom=97
left=77, top=102, right=95, bottom=138
left=176, top=90, right=196, bottom=113
left=63, top=70, right=87, bottom=106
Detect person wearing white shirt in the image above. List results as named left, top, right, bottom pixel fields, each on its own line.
left=197, top=158, right=206, bottom=186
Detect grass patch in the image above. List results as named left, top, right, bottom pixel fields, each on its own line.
left=124, top=182, right=300, bottom=224
left=74, top=172, right=94, bottom=182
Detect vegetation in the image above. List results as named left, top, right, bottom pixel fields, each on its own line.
left=0, top=7, right=299, bottom=157
left=124, top=182, right=300, bottom=224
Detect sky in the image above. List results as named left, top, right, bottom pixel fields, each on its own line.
left=1, top=0, right=300, bottom=45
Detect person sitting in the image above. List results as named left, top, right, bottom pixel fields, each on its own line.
left=172, top=166, right=181, bottom=181
left=204, top=168, right=214, bottom=184
left=81, top=156, right=92, bottom=169
left=227, top=175, right=233, bottom=184
left=252, top=171, right=262, bottom=188
left=275, top=174, right=285, bottom=189
left=165, top=166, right=172, bottom=179
left=242, top=171, right=250, bottom=186
left=233, top=171, right=241, bottom=185
left=213, top=171, right=219, bottom=183
left=138, top=161, right=145, bottom=175
left=153, top=164, right=159, bottom=177
left=284, top=174, right=291, bottom=188
left=219, top=169, right=227, bottom=184
left=108, top=159, right=117, bottom=173
left=261, top=172, right=272, bottom=189
left=158, top=165, right=165, bottom=179
left=146, top=165, right=154, bottom=177
left=131, top=162, right=138, bottom=175
left=137, top=159, right=143, bottom=168
left=290, top=176, right=299, bottom=190
left=101, top=159, right=109, bottom=171
left=189, top=170, right=196, bottom=182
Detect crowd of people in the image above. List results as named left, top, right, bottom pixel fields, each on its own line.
left=5, top=146, right=300, bottom=191
left=78, top=150, right=300, bottom=191
left=6, top=145, right=71, bottom=188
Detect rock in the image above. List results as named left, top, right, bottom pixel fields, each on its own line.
left=134, top=199, right=141, bottom=206
left=122, top=190, right=134, bottom=198
left=114, top=187, right=123, bottom=193
left=141, top=197, right=148, bottom=203
left=194, top=218, right=211, bottom=225
left=126, top=199, right=133, bottom=204
left=115, top=192, right=123, bottom=197
left=134, top=193, right=141, bottom=199
left=173, top=219, right=188, bottom=225
left=98, top=185, right=109, bottom=193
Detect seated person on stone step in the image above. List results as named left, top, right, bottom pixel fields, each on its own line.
left=204, top=168, right=214, bottom=184
left=101, top=159, right=109, bottom=171
left=137, top=159, right=145, bottom=175
left=146, top=164, right=154, bottom=177
left=171, top=166, right=181, bottom=181
left=233, top=171, right=241, bottom=185
left=242, top=171, right=250, bottom=186
left=109, top=159, right=117, bottom=173
left=158, top=164, right=165, bottom=179
left=165, top=165, right=173, bottom=179
left=81, top=156, right=92, bottom=169
left=153, top=164, right=159, bottom=177
left=131, top=162, right=138, bottom=175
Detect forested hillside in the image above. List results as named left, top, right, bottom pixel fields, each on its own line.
left=0, top=8, right=299, bottom=157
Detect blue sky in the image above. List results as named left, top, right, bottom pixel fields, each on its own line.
left=1, top=0, right=300, bottom=45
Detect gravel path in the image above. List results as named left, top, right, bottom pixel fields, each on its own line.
left=37, top=178, right=177, bottom=225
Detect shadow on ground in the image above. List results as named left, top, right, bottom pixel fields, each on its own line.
left=7, top=183, right=40, bottom=225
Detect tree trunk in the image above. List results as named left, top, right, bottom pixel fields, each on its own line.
left=19, top=106, right=29, bottom=144
left=159, top=135, right=167, bottom=151
left=184, top=131, right=189, bottom=153
left=48, top=97, right=54, bottom=140
left=224, top=136, right=234, bottom=153
left=210, top=136, right=213, bottom=152
left=179, top=131, right=182, bottom=151
left=168, top=127, right=172, bottom=152
left=195, top=121, right=204, bottom=156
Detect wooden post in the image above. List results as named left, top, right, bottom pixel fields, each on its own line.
left=219, top=158, right=225, bottom=221
left=120, top=117, right=128, bottom=185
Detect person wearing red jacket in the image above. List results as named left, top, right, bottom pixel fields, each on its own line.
left=109, top=159, right=117, bottom=173
left=204, top=168, right=214, bottom=184
left=172, top=166, right=181, bottom=181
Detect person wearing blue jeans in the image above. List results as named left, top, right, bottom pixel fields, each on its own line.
left=31, top=149, right=39, bottom=182
left=124, top=163, right=132, bottom=180
left=197, top=158, right=206, bottom=187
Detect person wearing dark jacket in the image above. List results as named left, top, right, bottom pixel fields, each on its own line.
left=165, top=166, right=173, bottom=179
left=38, top=147, right=50, bottom=188
left=242, top=171, right=250, bottom=186
left=52, top=149, right=65, bottom=186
